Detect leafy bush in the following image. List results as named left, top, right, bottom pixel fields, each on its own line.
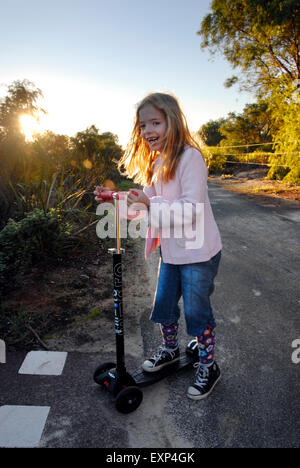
left=117, top=178, right=136, bottom=191
left=200, top=146, right=228, bottom=174
left=266, top=163, right=290, bottom=181
left=266, top=78, right=300, bottom=185
left=0, top=208, right=73, bottom=290
left=283, top=167, right=300, bottom=185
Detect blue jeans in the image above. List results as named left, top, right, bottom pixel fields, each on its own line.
left=151, top=250, right=221, bottom=336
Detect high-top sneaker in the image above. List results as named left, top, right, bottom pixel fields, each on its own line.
left=187, top=361, right=221, bottom=400
left=142, top=346, right=180, bottom=373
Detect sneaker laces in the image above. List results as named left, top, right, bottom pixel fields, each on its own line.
left=193, top=362, right=210, bottom=388
left=152, top=346, right=177, bottom=366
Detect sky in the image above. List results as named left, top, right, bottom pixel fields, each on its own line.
left=0, top=0, right=254, bottom=147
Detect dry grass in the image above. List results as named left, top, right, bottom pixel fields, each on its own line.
left=210, top=169, right=300, bottom=202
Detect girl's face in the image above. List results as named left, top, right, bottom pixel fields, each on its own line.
left=138, top=104, right=167, bottom=153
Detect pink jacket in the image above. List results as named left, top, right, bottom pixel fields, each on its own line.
left=143, top=146, right=222, bottom=264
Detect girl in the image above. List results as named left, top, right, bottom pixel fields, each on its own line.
left=96, top=92, right=222, bottom=400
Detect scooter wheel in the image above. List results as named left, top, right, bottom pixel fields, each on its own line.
left=93, top=362, right=116, bottom=385
left=115, top=386, right=143, bottom=414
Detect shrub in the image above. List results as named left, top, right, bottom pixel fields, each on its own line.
left=283, top=167, right=300, bottom=185
left=0, top=208, right=73, bottom=290
left=201, top=146, right=228, bottom=174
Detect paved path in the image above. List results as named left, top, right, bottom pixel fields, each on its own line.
left=1, top=182, right=300, bottom=448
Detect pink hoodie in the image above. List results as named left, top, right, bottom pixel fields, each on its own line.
left=143, top=146, right=222, bottom=264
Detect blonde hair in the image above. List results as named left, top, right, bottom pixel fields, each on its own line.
left=118, top=92, right=200, bottom=186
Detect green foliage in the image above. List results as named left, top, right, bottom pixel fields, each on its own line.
left=88, top=307, right=101, bottom=319
left=0, top=80, right=46, bottom=194
left=0, top=80, right=134, bottom=348
left=198, top=118, right=226, bottom=146
left=30, top=131, right=71, bottom=180
left=0, top=81, right=125, bottom=225
left=198, top=0, right=300, bottom=93
left=3, top=171, right=93, bottom=227
left=0, top=302, right=33, bottom=348
left=219, top=102, right=275, bottom=151
left=266, top=77, right=300, bottom=183
left=199, top=102, right=276, bottom=174
left=200, top=146, right=228, bottom=174
left=0, top=208, right=73, bottom=290
left=0, top=79, right=45, bottom=137
left=117, top=179, right=136, bottom=191
left=198, top=0, right=300, bottom=183
left=70, top=125, right=123, bottom=184
left=265, top=162, right=290, bottom=181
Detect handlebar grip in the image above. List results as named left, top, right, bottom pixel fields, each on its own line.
left=97, top=190, right=132, bottom=201
left=97, top=190, right=117, bottom=200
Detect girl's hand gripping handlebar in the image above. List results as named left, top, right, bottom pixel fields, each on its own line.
left=94, top=186, right=139, bottom=203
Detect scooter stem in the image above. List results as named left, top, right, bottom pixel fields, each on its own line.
left=113, top=192, right=121, bottom=254
left=109, top=192, right=126, bottom=375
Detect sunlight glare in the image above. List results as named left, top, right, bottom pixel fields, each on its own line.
left=19, top=114, right=41, bottom=141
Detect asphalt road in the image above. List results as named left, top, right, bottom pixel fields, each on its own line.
left=1, top=181, right=300, bottom=448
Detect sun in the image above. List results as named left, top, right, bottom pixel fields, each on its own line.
left=19, top=114, right=41, bottom=141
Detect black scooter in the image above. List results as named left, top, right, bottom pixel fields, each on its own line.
left=93, top=192, right=199, bottom=413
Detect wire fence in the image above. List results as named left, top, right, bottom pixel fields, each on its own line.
left=224, top=161, right=287, bottom=168
left=201, top=141, right=300, bottom=169
left=208, top=142, right=279, bottom=149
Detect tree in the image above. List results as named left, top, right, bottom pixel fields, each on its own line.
left=266, top=78, right=300, bottom=182
left=71, top=125, right=101, bottom=162
left=198, top=0, right=300, bottom=182
left=0, top=79, right=45, bottom=138
left=30, top=131, right=71, bottom=179
left=0, top=80, right=46, bottom=184
left=198, top=0, right=300, bottom=94
left=198, top=118, right=226, bottom=146
left=71, top=126, right=123, bottom=184
left=219, top=102, right=275, bottom=152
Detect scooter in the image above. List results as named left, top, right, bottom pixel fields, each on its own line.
left=93, top=190, right=199, bottom=414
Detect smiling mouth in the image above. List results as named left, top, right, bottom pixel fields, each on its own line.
left=147, top=137, right=159, bottom=144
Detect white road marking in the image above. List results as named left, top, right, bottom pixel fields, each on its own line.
left=0, top=405, right=50, bottom=448
left=18, top=351, right=68, bottom=375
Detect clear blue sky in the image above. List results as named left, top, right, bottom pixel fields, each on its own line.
left=0, top=0, right=253, bottom=147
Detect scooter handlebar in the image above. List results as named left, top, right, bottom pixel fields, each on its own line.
left=96, top=190, right=118, bottom=200
left=95, top=189, right=138, bottom=201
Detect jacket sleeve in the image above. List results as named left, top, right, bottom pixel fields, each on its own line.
left=148, top=149, right=207, bottom=232
left=143, top=185, right=156, bottom=198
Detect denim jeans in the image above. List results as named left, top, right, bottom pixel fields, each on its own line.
left=151, top=249, right=222, bottom=336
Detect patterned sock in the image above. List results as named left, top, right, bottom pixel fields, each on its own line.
left=160, top=322, right=179, bottom=349
left=197, top=325, right=215, bottom=366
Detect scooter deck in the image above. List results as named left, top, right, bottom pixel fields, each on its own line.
left=131, top=352, right=198, bottom=388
